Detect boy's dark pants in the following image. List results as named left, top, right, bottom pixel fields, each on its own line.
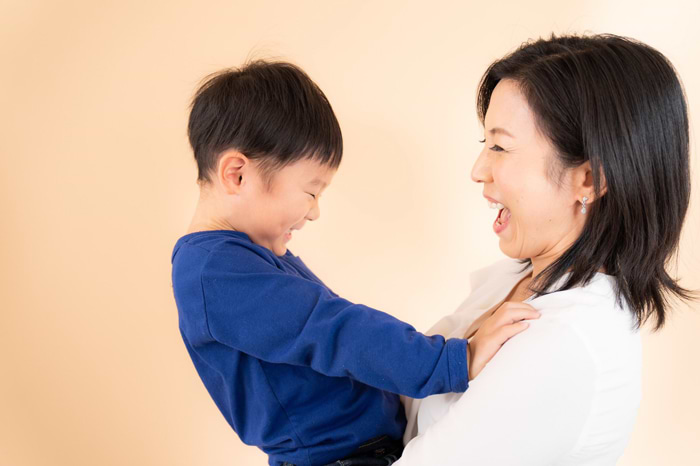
left=282, top=435, right=404, bottom=466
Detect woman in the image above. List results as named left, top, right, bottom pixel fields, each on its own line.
left=396, top=34, right=693, bottom=465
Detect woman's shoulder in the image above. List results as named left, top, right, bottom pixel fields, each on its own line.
left=526, top=274, right=641, bottom=368
left=485, top=299, right=639, bottom=402
left=529, top=274, right=637, bottom=331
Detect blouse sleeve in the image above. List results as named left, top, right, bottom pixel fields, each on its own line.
left=396, top=320, right=596, bottom=465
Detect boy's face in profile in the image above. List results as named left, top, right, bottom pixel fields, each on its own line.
left=244, top=158, right=336, bottom=256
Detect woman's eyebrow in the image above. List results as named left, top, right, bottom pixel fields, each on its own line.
left=489, top=127, right=515, bottom=138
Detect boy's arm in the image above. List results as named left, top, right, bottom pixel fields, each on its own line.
left=200, top=245, right=534, bottom=398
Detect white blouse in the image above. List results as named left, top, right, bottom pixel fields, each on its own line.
left=398, top=259, right=641, bottom=465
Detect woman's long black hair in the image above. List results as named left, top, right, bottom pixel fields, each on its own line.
left=477, top=34, right=694, bottom=330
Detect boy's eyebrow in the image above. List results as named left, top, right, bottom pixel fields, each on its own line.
left=308, top=178, right=328, bottom=188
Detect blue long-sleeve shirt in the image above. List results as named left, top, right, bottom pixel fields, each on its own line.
left=171, top=230, right=469, bottom=466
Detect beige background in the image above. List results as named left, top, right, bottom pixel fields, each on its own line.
left=2, top=1, right=699, bottom=465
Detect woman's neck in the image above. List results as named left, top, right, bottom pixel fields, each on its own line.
left=507, top=273, right=534, bottom=302
left=529, top=252, right=563, bottom=279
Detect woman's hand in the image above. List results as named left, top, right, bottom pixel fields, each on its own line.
left=466, top=302, right=540, bottom=380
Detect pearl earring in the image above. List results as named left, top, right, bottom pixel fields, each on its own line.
left=581, top=196, right=589, bottom=214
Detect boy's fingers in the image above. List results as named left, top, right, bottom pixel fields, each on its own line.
left=496, top=308, right=541, bottom=326
left=495, top=321, right=530, bottom=343
left=494, top=302, right=537, bottom=315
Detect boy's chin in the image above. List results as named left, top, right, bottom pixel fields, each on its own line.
left=272, top=243, right=288, bottom=256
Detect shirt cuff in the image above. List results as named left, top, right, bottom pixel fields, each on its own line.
left=446, top=338, right=469, bottom=392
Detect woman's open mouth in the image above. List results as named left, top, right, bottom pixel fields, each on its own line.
left=494, top=207, right=511, bottom=234
left=488, top=201, right=511, bottom=234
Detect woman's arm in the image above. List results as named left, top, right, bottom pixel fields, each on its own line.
left=396, top=320, right=596, bottom=465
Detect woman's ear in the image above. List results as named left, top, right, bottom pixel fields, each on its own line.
left=217, top=150, right=248, bottom=195
left=572, top=160, right=607, bottom=203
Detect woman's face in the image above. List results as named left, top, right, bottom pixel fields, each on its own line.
left=471, top=79, right=586, bottom=264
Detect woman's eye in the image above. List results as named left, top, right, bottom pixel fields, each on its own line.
left=479, top=139, right=503, bottom=152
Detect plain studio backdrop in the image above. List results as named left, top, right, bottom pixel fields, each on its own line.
left=2, top=1, right=699, bottom=465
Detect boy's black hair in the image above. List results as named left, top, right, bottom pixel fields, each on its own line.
left=477, top=33, right=695, bottom=330
left=188, top=60, right=343, bottom=187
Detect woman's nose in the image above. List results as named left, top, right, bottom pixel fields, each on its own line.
left=471, top=149, right=492, bottom=184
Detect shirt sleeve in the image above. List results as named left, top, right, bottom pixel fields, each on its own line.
left=199, top=243, right=469, bottom=398
left=396, top=320, right=596, bottom=465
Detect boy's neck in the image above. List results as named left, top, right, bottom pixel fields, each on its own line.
left=186, top=189, right=238, bottom=235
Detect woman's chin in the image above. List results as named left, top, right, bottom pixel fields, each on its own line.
left=498, top=239, right=526, bottom=261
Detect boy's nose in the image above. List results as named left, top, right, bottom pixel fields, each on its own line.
left=306, top=200, right=320, bottom=221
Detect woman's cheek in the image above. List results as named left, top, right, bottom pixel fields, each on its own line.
left=513, top=217, right=531, bottom=258
left=511, top=206, right=547, bottom=259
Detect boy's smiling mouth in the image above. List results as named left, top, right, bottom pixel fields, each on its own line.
left=284, top=227, right=301, bottom=242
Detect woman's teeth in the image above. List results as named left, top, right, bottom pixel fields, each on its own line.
left=488, top=201, right=505, bottom=210
left=496, top=207, right=511, bottom=224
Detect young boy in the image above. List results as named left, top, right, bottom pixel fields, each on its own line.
left=171, top=61, right=536, bottom=466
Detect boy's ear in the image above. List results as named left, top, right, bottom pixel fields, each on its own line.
left=217, top=150, right=248, bottom=195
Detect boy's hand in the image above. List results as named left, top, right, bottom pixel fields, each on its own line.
left=466, top=302, right=540, bottom=380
